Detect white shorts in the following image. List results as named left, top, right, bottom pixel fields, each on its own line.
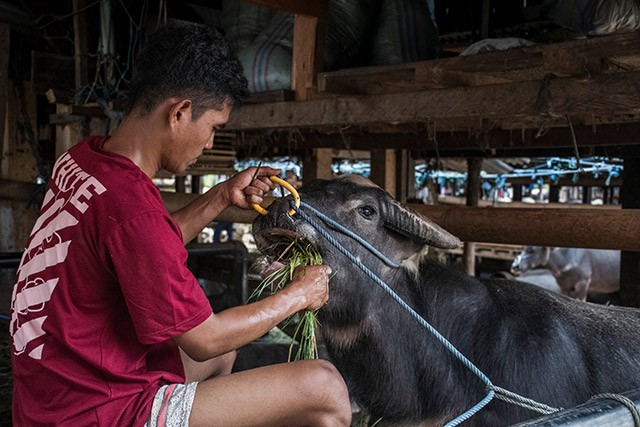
left=145, top=382, right=198, bottom=427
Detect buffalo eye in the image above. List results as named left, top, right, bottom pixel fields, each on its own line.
left=358, top=205, right=376, bottom=220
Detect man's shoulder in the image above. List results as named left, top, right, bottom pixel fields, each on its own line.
left=49, top=136, right=169, bottom=232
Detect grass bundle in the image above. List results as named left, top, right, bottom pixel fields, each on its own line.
left=252, top=236, right=323, bottom=361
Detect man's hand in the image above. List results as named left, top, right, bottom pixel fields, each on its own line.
left=288, top=265, right=332, bottom=310
left=222, top=166, right=281, bottom=210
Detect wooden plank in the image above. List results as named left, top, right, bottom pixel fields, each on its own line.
left=157, top=189, right=640, bottom=251
left=0, top=23, right=9, bottom=179
left=413, top=205, right=640, bottom=251
left=243, top=0, right=328, bottom=18
left=245, top=89, right=295, bottom=104
left=234, top=122, right=640, bottom=153
left=292, top=14, right=322, bottom=101
left=226, top=72, right=640, bottom=131
left=317, top=32, right=640, bottom=96
left=31, top=51, right=74, bottom=94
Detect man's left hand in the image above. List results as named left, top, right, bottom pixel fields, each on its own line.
left=223, top=166, right=281, bottom=210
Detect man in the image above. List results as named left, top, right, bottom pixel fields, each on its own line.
left=10, top=23, right=351, bottom=426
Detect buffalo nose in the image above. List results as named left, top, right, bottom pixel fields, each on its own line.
left=270, top=195, right=297, bottom=218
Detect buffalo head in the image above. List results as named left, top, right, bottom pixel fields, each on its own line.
left=510, top=246, right=552, bottom=274
left=252, top=175, right=460, bottom=315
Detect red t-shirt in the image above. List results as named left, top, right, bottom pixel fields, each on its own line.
left=10, top=136, right=213, bottom=426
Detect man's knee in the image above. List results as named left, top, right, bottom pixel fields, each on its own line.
left=306, top=360, right=352, bottom=425
left=308, top=360, right=344, bottom=388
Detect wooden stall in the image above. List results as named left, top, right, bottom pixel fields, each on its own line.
left=220, top=3, right=640, bottom=304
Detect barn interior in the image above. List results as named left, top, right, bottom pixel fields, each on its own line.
left=1, top=0, right=640, bottom=425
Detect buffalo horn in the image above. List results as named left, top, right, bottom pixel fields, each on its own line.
left=383, top=200, right=461, bottom=249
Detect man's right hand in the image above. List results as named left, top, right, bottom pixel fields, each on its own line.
left=288, top=265, right=332, bottom=310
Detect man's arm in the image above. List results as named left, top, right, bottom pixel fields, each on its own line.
left=173, top=265, right=331, bottom=362
left=171, top=166, right=280, bottom=244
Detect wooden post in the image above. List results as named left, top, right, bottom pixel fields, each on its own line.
left=549, top=185, right=560, bottom=203
left=292, top=14, right=324, bottom=101
left=481, top=0, right=491, bottom=39
left=175, top=176, right=186, bottom=193
left=0, top=24, right=9, bottom=178
left=582, top=185, right=592, bottom=205
left=512, top=184, right=522, bottom=202
left=463, top=158, right=482, bottom=276
left=395, top=149, right=411, bottom=203
left=302, top=148, right=332, bottom=185
left=72, top=0, right=89, bottom=92
left=191, top=175, right=201, bottom=194
left=620, top=157, right=640, bottom=307
left=370, top=149, right=397, bottom=198
left=292, top=7, right=331, bottom=184
left=54, top=104, right=83, bottom=159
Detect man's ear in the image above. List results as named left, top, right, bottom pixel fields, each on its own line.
left=168, top=99, right=193, bottom=127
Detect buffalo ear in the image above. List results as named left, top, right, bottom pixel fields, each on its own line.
left=382, top=199, right=461, bottom=249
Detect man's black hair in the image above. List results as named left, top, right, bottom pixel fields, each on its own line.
left=126, top=22, right=248, bottom=119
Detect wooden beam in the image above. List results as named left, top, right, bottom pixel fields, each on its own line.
left=413, top=205, right=640, bottom=251
left=226, top=72, right=640, bottom=131
left=235, top=122, right=640, bottom=152
left=0, top=23, right=9, bottom=179
left=245, top=89, right=295, bottom=104
left=317, top=32, right=640, bottom=96
left=243, top=0, right=328, bottom=18
left=155, top=189, right=640, bottom=251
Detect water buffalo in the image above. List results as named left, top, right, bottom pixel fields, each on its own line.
left=510, top=246, right=620, bottom=301
left=252, top=175, right=640, bottom=426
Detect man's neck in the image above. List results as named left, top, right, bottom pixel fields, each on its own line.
left=103, top=113, right=163, bottom=179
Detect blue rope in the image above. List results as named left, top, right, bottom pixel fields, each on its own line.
left=298, top=202, right=399, bottom=268
left=292, top=201, right=495, bottom=426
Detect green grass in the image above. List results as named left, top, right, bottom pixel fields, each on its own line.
left=251, top=236, right=323, bottom=361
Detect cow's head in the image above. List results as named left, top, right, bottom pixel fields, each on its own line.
left=510, top=246, right=551, bottom=274
left=252, top=175, right=460, bottom=313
